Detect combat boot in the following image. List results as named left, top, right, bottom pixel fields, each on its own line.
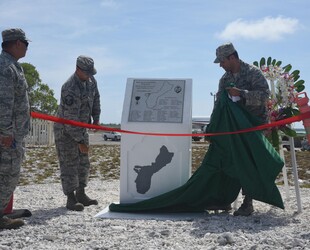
left=0, top=216, right=25, bottom=229
left=76, top=188, right=98, bottom=206
left=233, top=195, right=254, bottom=216
left=66, top=192, right=84, bottom=211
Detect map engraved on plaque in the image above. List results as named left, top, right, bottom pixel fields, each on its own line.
left=128, top=79, right=185, bottom=123
left=133, top=145, right=174, bottom=194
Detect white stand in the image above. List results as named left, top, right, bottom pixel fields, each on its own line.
left=270, top=80, right=302, bottom=213
left=288, top=136, right=302, bottom=213
left=278, top=144, right=290, bottom=200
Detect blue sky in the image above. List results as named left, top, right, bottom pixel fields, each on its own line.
left=1, top=0, right=309, bottom=127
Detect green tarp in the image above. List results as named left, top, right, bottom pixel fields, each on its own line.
left=109, top=91, right=284, bottom=212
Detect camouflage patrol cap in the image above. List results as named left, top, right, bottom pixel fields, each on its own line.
left=76, top=55, right=97, bottom=75
left=2, top=28, right=30, bottom=42
left=214, top=42, right=236, bottom=63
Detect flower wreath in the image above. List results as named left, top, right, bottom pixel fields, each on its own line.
left=253, top=57, right=305, bottom=149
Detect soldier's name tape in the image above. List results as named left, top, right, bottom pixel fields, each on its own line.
left=31, top=111, right=310, bottom=137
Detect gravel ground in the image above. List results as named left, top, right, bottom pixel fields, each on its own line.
left=1, top=180, right=309, bottom=250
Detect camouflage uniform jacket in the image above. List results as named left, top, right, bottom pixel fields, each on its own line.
left=0, top=51, right=30, bottom=142
left=54, top=73, right=101, bottom=143
left=216, top=60, right=270, bottom=122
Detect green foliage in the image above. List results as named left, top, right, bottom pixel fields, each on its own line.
left=283, top=64, right=292, bottom=72
left=276, top=61, right=282, bottom=66
left=291, top=70, right=300, bottom=81
left=281, top=126, right=297, bottom=137
left=294, top=80, right=305, bottom=92
left=21, top=63, right=58, bottom=115
left=259, top=57, right=265, bottom=67
left=267, top=56, right=272, bottom=66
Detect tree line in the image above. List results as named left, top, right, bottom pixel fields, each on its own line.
left=22, top=63, right=58, bottom=115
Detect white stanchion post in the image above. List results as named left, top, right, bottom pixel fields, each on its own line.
left=288, top=136, right=303, bottom=213
left=279, top=144, right=290, bottom=200
left=270, top=80, right=289, bottom=200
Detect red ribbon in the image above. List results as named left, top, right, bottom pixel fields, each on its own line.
left=31, top=111, right=310, bottom=137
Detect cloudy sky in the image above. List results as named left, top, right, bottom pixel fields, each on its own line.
left=0, top=0, right=309, bottom=127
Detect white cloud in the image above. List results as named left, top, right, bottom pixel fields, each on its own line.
left=216, top=16, right=300, bottom=41
left=100, top=0, right=120, bottom=9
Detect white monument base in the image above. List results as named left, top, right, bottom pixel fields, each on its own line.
left=95, top=205, right=208, bottom=221
left=119, top=78, right=193, bottom=204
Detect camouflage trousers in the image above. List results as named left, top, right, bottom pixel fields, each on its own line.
left=55, top=133, right=90, bottom=195
left=0, top=142, right=24, bottom=212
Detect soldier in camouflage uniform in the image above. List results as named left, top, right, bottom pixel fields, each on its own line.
left=213, top=42, right=270, bottom=216
left=54, top=56, right=101, bottom=211
left=0, top=28, right=31, bottom=229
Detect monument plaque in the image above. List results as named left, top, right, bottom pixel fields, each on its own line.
left=119, top=78, right=192, bottom=203
left=128, top=79, right=185, bottom=123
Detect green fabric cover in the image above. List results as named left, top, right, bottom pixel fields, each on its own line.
left=109, top=92, right=284, bottom=212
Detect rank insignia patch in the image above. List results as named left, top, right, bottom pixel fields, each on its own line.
left=64, top=95, right=74, bottom=106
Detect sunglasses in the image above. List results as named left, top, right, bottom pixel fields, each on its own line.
left=20, top=40, right=29, bottom=48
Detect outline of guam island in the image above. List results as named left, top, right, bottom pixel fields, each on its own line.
left=134, top=145, right=174, bottom=194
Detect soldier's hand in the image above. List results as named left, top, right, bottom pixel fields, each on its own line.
left=0, top=135, right=14, bottom=148
left=226, top=86, right=241, bottom=96
left=91, top=120, right=99, bottom=133
left=78, top=143, right=89, bottom=154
